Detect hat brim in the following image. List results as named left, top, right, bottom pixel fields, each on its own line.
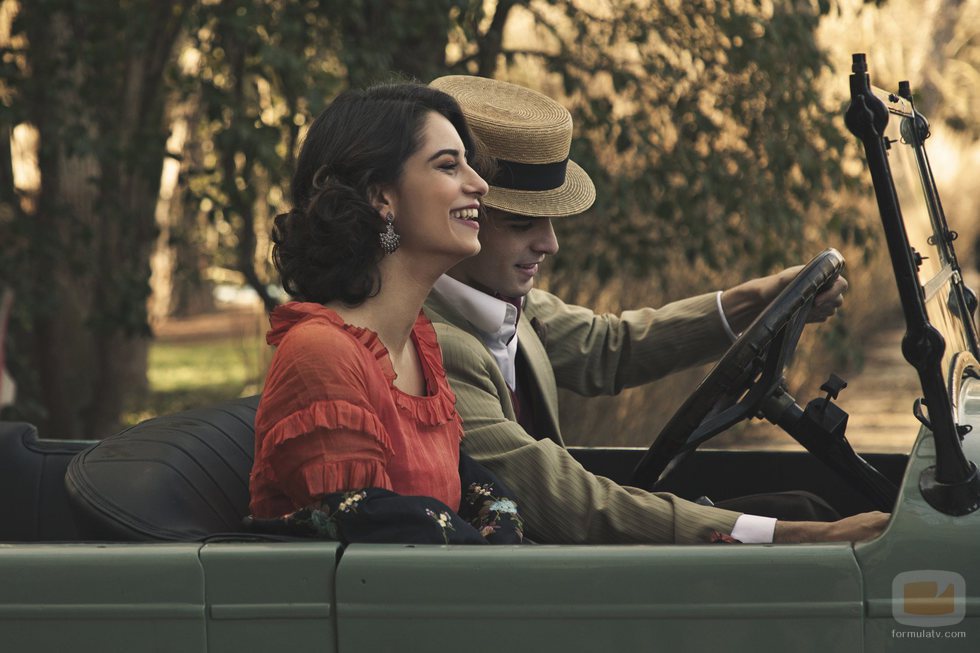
left=483, top=159, right=596, bottom=218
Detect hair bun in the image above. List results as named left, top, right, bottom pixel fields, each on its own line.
left=311, top=165, right=336, bottom=192
left=308, top=177, right=379, bottom=233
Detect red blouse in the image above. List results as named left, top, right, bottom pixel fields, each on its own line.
left=249, top=302, right=464, bottom=518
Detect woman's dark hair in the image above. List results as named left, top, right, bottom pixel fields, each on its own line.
left=272, top=82, right=481, bottom=305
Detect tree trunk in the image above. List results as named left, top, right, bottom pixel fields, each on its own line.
left=475, top=0, right=517, bottom=78
left=161, top=110, right=216, bottom=319
left=914, top=0, right=966, bottom=118
left=12, top=1, right=190, bottom=437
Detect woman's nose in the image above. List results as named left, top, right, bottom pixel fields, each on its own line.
left=466, top=165, right=489, bottom=197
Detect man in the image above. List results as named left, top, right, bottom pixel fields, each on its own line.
left=425, top=75, right=887, bottom=544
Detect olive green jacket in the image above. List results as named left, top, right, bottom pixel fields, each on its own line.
left=424, top=288, right=743, bottom=544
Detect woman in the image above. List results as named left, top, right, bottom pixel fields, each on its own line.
left=247, top=83, right=523, bottom=544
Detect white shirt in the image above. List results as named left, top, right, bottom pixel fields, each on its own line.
left=431, top=275, right=521, bottom=390
left=430, top=275, right=776, bottom=544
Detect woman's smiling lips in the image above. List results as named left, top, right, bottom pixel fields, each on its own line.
left=450, top=206, right=480, bottom=230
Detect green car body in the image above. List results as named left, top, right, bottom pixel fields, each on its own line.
left=1, top=57, right=977, bottom=652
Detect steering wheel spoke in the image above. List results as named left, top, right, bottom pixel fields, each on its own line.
left=629, top=249, right=847, bottom=491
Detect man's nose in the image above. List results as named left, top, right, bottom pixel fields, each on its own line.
left=532, top=219, right=559, bottom=255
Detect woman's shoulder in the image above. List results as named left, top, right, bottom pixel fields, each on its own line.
left=260, top=305, right=392, bottom=419
left=269, top=302, right=383, bottom=371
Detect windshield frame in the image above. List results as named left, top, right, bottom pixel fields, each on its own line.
left=846, top=55, right=980, bottom=514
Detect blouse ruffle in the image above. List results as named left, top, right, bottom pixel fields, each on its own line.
left=278, top=459, right=391, bottom=511
left=267, top=302, right=462, bottom=434
left=251, top=399, right=394, bottom=513
left=251, top=301, right=466, bottom=517
left=258, top=398, right=394, bottom=461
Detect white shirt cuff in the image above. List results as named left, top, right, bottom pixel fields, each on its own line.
left=730, top=514, right=777, bottom=543
left=715, top=291, right=738, bottom=342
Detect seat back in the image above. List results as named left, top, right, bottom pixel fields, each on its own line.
left=0, top=422, right=93, bottom=541
left=65, top=396, right=259, bottom=541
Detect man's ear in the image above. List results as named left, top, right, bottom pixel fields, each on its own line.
left=368, top=184, right=394, bottom=219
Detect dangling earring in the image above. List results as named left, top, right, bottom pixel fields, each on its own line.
left=379, top=211, right=400, bottom=254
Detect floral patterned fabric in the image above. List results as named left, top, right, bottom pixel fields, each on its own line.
left=244, top=451, right=524, bottom=545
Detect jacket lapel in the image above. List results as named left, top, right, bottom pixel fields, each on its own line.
left=425, top=289, right=565, bottom=446
left=516, top=317, right=564, bottom=446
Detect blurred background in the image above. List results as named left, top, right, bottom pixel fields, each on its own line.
left=0, top=0, right=978, bottom=449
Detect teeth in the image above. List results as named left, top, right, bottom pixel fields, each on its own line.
left=450, top=208, right=479, bottom=221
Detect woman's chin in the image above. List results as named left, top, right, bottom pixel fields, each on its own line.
left=449, top=232, right=481, bottom=260
left=463, top=238, right=481, bottom=259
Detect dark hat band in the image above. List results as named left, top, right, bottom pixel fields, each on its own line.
left=493, top=158, right=569, bottom=192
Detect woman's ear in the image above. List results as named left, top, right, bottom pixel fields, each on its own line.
left=368, top=185, right=394, bottom=219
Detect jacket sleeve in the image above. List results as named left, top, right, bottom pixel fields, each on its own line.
left=524, top=289, right=734, bottom=396
left=434, top=324, right=742, bottom=545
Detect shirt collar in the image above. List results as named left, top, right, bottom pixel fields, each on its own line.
left=432, top=274, right=521, bottom=336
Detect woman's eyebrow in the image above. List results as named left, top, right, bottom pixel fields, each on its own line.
left=426, top=148, right=461, bottom=162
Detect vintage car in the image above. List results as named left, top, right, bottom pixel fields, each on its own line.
left=1, top=55, right=976, bottom=652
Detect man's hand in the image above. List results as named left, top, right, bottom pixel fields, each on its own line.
left=720, top=266, right=848, bottom=334
left=772, top=511, right=889, bottom=543
left=769, top=265, right=848, bottom=324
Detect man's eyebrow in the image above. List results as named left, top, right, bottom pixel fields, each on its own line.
left=426, top=148, right=462, bottom=162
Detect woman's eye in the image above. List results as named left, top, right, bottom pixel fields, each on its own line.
left=439, top=160, right=459, bottom=171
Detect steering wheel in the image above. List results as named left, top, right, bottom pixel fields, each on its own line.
left=629, top=248, right=846, bottom=490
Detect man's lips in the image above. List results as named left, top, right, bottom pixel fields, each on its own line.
left=515, top=262, right=540, bottom=278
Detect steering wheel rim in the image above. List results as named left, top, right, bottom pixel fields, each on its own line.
left=628, top=248, right=846, bottom=490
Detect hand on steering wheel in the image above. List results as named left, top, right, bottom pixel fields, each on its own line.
left=629, top=249, right=846, bottom=490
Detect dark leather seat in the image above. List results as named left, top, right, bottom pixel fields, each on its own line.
left=0, top=422, right=93, bottom=541
left=65, top=396, right=259, bottom=541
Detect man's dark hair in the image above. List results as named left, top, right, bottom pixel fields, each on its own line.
left=272, top=82, right=480, bottom=305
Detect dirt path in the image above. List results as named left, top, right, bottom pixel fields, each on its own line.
left=838, top=272, right=980, bottom=452
left=715, top=321, right=924, bottom=453
left=153, top=306, right=268, bottom=343
left=834, top=327, right=922, bottom=453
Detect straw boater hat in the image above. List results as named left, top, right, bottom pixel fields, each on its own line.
left=430, top=75, right=596, bottom=218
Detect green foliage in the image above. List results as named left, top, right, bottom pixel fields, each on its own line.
left=1, top=0, right=881, bottom=433
left=122, top=332, right=266, bottom=427
left=0, top=0, right=190, bottom=435
left=508, top=0, right=871, bottom=284
left=177, top=0, right=344, bottom=311
left=325, top=0, right=472, bottom=86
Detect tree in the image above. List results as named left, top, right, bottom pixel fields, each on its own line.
left=0, top=0, right=192, bottom=437
left=187, top=0, right=867, bottom=305
left=176, top=0, right=340, bottom=314
left=0, top=0, right=875, bottom=437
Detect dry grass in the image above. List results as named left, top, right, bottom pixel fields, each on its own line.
left=123, top=307, right=271, bottom=426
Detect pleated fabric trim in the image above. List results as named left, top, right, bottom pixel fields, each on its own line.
left=267, top=301, right=462, bottom=434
